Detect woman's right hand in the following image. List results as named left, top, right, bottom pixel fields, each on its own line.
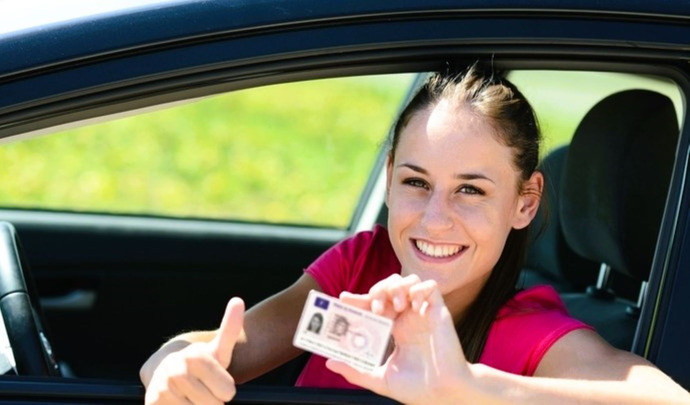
left=326, top=275, right=472, bottom=405
left=144, top=297, right=246, bottom=405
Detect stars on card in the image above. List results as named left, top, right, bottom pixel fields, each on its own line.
left=314, top=296, right=330, bottom=310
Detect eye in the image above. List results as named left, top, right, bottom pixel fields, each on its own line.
left=458, top=185, right=484, bottom=195
left=402, top=177, right=429, bottom=190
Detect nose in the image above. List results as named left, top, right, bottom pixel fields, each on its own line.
left=420, top=191, right=454, bottom=232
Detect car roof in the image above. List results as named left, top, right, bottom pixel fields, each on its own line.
left=2, top=0, right=689, bottom=78
left=2, top=0, right=689, bottom=142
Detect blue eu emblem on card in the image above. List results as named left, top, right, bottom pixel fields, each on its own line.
left=314, top=296, right=330, bottom=310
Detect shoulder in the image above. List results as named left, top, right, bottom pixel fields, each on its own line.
left=305, top=225, right=400, bottom=295
left=343, top=225, right=399, bottom=292
left=479, top=285, right=593, bottom=376
left=497, top=285, right=570, bottom=318
left=343, top=224, right=390, bottom=248
left=321, top=225, right=393, bottom=262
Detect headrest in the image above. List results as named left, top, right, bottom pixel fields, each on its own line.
left=526, top=145, right=569, bottom=280
left=560, top=90, right=678, bottom=281
left=526, top=145, right=599, bottom=289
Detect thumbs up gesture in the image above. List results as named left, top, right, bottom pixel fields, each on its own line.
left=145, top=297, right=246, bottom=405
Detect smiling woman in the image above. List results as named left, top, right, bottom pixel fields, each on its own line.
left=140, top=65, right=690, bottom=404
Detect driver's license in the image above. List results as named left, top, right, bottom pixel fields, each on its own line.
left=293, top=290, right=393, bottom=372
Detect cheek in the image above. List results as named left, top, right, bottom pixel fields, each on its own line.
left=387, top=189, right=424, bottom=226
left=455, top=203, right=512, bottom=245
left=455, top=204, right=494, bottom=231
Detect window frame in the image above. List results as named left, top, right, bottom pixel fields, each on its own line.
left=2, top=0, right=690, bottom=398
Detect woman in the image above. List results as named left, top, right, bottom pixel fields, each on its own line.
left=141, top=65, right=690, bottom=404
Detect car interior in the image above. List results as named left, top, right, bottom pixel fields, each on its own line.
left=522, top=89, right=679, bottom=351
left=0, top=67, right=684, bottom=393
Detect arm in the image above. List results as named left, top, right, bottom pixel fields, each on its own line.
left=461, top=329, right=690, bottom=405
left=229, top=273, right=320, bottom=383
left=328, top=274, right=690, bottom=405
left=141, top=273, right=320, bottom=403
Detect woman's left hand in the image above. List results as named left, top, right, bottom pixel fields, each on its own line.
left=325, top=274, right=474, bottom=404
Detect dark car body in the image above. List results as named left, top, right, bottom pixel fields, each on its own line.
left=0, top=0, right=689, bottom=403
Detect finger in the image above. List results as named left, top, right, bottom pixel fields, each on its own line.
left=408, top=280, right=460, bottom=348
left=339, top=291, right=371, bottom=310
left=387, top=274, right=422, bottom=312
left=162, top=375, right=195, bottom=405
left=369, top=274, right=402, bottom=316
left=145, top=381, right=191, bottom=405
left=170, top=375, right=224, bottom=405
left=211, top=297, right=245, bottom=368
left=186, top=354, right=237, bottom=402
left=370, top=273, right=423, bottom=314
left=409, top=279, right=441, bottom=313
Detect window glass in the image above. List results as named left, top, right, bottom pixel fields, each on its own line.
left=0, top=74, right=414, bottom=228
left=507, top=71, right=684, bottom=153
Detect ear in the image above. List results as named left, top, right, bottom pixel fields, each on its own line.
left=512, top=170, right=544, bottom=230
left=384, top=153, right=394, bottom=208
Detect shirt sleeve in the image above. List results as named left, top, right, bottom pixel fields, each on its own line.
left=304, top=230, right=373, bottom=297
left=523, top=312, right=594, bottom=376
left=480, top=285, right=594, bottom=376
left=304, top=226, right=397, bottom=298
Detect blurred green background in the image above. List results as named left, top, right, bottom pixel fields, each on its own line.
left=0, top=71, right=682, bottom=228
left=0, top=75, right=414, bottom=228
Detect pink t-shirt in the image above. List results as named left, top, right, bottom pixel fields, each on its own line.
left=295, top=225, right=592, bottom=389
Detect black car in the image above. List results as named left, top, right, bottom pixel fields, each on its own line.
left=0, top=0, right=689, bottom=403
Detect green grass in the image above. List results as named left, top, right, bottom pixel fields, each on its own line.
left=0, top=74, right=414, bottom=227
left=0, top=71, right=681, bottom=228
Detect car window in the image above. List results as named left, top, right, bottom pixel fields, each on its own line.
left=507, top=70, right=684, bottom=153
left=0, top=74, right=414, bottom=228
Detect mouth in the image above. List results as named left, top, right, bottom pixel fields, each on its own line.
left=413, top=239, right=467, bottom=259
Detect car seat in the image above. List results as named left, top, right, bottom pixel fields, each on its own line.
left=558, top=89, right=679, bottom=350
left=522, top=145, right=599, bottom=292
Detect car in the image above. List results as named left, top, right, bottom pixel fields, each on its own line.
left=0, top=0, right=689, bottom=403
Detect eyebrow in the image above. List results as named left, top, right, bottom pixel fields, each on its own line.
left=397, top=163, right=495, bottom=184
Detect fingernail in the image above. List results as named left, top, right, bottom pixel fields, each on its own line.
left=393, top=296, right=403, bottom=311
left=411, top=299, right=418, bottom=311
left=372, top=299, right=383, bottom=314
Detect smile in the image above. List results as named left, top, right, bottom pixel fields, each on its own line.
left=414, top=239, right=466, bottom=258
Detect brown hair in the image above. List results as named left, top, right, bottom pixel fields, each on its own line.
left=388, top=63, right=541, bottom=362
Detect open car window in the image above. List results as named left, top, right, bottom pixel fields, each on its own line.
left=0, top=74, right=414, bottom=229
left=0, top=66, right=687, bottom=400
left=508, top=70, right=684, bottom=154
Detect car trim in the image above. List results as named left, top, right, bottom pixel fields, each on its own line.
left=2, top=1, right=689, bottom=79
left=0, top=210, right=346, bottom=243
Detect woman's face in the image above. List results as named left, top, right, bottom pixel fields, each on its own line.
left=386, top=100, right=541, bottom=306
left=309, top=315, right=321, bottom=330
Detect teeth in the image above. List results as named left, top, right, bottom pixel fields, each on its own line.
left=415, top=240, right=461, bottom=258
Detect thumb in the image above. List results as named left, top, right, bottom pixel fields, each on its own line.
left=211, top=297, right=245, bottom=368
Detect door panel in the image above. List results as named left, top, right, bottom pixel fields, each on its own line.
left=9, top=214, right=343, bottom=382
